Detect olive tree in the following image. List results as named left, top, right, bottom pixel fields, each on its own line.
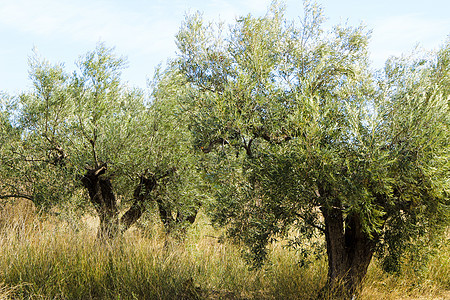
left=1, top=95, right=23, bottom=201
left=2, top=44, right=199, bottom=238
left=174, top=1, right=449, bottom=296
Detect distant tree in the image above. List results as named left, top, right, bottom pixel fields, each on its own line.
left=1, top=44, right=200, bottom=238
left=0, top=94, right=25, bottom=201
left=174, top=1, right=449, bottom=296
left=148, top=67, right=205, bottom=233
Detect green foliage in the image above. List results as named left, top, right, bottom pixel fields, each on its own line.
left=1, top=43, right=201, bottom=221
left=148, top=67, right=207, bottom=226
left=174, top=0, right=449, bottom=272
left=373, top=42, right=450, bottom=273
left=0, top=94, right=15, bottom=152
left=0, top=1, right=448, bottom=296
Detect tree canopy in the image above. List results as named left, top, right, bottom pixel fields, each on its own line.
left=0, top=1, right=448, bottom=297
left=1, top=44, right=202, bottom=238
left=173, top=0, right=449, bottom=295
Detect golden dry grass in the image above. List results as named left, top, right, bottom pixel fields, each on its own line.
left=0, top=201, right=448, bottom=299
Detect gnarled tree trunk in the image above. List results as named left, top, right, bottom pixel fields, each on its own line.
left=81, top=163, right=119, bottom=239
left=81, top=164, right=195, bottom=239
left=81, top=163, right=158, bottom=239
left=120, top=175, right=156, bottom=233
left=321, top=206, right=376, bottom=298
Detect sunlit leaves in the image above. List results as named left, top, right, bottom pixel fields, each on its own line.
left=2, top=43, right=201, bottom=217
left=175, top=0, right=449, bottom=269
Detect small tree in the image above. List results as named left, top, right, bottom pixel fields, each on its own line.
left=2, top=44, right=200, bottom=238
left=1, top=94, right=24, bottom=201
left=175, top=1, right=449, bottom=296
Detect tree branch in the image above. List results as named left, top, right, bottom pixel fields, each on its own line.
left=155, top=167, right=177, bottom=180
left=84, top=162, right=108, bottom=177
left=120, top=175, right=157, bottom=233
left=0, top=194, right=34, bottom=201
left=253, top=127, right=292, bottom=145
left=200, top=138, right=229, bottom=153
left=242, top=136, right=254, bottom=158
left=295, top=212, right=325, bottom=233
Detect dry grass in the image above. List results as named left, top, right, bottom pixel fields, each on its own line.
left=361, top=240, right=450, bottom=300
left=0, top=200, right=448, bottom=299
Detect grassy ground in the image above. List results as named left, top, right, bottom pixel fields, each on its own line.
left=0, top=200, right=448, bottom=299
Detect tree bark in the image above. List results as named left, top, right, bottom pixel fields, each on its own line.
left=344, top=213, right=376, bottom=294
left=157, top=198, right=172, bottom=230
left=120, top=175, right=156, bottom=233
left=82, top=165, right=160, bottom=239
left=81, top=164, right=190, bottom=239
left=321, top=206, right=375, bottom=298
left=81, top=163, right=119, bottom=239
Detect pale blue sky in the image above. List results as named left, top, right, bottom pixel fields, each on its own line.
left=1, top=0, right=449, bottom=94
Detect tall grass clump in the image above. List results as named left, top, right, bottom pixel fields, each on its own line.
left=0, top=202, right=449, bottom=299
left=0, top=229, right=202, bottom=299
left=0, top=203, right=202, bottom=299
left=361, top=230, right=450, bottom=300
left=261, top=242, right=327, bottom=299
left=0, top=205, right=327, bottom=299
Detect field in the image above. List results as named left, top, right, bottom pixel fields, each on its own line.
left=0, top=199, right=449, bottom=300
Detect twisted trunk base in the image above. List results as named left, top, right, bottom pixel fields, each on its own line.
left=81, top=164, right=156, bottom=239
left=321, top=206, right=376, bottom=299
left=120, top=176, right=156, bottom=233
left=81, top=164, right=119, bottom=239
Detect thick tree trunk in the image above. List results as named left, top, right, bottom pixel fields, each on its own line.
left=344, top=213, right=376, bottom=293
left=321, top=205, right=348, bottom=292
left=81, top=163, right=119, bottom=239
left=82, top=164, right=158, bottom=239
left=321, top=206, right=375, bottom=298
left=157, top=198, right=172, bottom=230
left=120, top=176, right=156, bottom=233
left=81, top=164, right=187, bottom=239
